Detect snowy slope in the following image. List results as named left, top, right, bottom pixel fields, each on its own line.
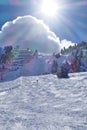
left=0, top=72, right=87, bottom=130
left=1, top=54, right=55, bottom=80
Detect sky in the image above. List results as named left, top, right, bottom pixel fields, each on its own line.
left=0, top=0, right=87, bottom=45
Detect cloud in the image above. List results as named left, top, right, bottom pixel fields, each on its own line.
left=0, top=15, right=76, bottom=53
left=0, top=15, right=61, bottom=54
left=60, top=39, right=76, bottom=49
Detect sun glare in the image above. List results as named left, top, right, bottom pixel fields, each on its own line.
left=41, top=0, right=58, bottom=17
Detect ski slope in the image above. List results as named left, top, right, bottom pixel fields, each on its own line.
left=0, top=72, right=87, bottom=130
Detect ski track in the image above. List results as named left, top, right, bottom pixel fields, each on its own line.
left=0, top=73, right=87, bottom=130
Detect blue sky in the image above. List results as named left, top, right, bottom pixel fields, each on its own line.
left=0, top=0, right=87, bottom=43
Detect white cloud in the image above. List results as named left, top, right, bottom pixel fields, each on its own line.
left=0, top=15, right=60, bottom=54
left=60, top=39, right=76, bottom=49
left=0, top=15, right=76, bottom=53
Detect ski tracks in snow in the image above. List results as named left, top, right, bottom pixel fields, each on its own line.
left=0, top=73, right=87, bottom=129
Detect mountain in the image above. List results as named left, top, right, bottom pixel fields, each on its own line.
left=0, top=41, right=87, bottom=81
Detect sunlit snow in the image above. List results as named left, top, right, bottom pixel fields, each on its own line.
left=0, top=72, right=87, bottom=130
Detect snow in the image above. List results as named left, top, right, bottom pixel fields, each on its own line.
left=1, top=54, right=56, bottom=80
left=0, top=72, right=87, bottom=130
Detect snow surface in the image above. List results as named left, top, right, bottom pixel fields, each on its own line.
left=0, top=72, right=87, bottom=130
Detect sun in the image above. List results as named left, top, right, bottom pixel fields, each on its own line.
left=41, top=0, right=58, bottom=17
